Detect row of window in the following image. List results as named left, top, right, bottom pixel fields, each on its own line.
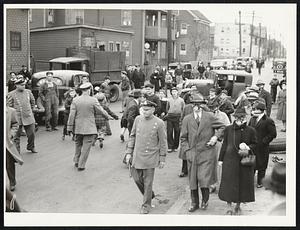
left=220, top=27, right=248, bottom=33
left=218, top=47, right=246, bottom=53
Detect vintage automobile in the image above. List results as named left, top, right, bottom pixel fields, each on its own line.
left=210, top=59, right=236, bottom=70
left=168, top=62, right=193, bottom=79
left=31, top=70, right=90, bottom=124
left=236, top=56, right=254, bottom=69
left=179, top=69, right=253, bottom=100
left=272, top=58, right=286, bottom=75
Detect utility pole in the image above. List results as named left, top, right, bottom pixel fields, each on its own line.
left=249, top=11, right=254, bottom=57
left=167, top=10, right=173, bottom=66
left=239, top=11, right=242, bottom=56
left=258, top=22, right=261, bottom=59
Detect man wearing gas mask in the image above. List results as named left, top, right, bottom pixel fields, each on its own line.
left=180, top=94, right=225, bottom=212
left=248, top=102, right=277, bottom=188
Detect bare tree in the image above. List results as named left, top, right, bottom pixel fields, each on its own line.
left=189, top=24, right=210, bottom=61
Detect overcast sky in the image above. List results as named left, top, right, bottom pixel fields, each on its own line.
left=194, top=4, right=295, bottom=47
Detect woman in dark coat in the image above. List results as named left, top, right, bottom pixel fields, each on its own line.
left=218, top=107, right=257, bottom=215
left=276, top=81, right=286, bottom=132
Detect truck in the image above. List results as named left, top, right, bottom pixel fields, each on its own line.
left=33, top=47, right=126, bottom=102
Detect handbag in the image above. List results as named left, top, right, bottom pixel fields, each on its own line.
left=240, top=153, right=256, bottom=167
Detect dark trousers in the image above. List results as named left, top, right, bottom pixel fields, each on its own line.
left=74, top=134, right=96, bottom=168
left=6, top=149, right=16, bottom=186
left=258, top=67, right=262, bottom=75
left=63, top=112, right=70, bottom=136
left=131, top=167, right=155, bottom=209
left=190, top=188, right=209, bottom=206
left=256, top=169, right=266, bottom=185
left=14, top=124, right=35, bottom=153
left=270, top=87, right=278, bottom=103
left=166, top=115, right=181, bottom=149
left=181, top=160, right=188, bottom=174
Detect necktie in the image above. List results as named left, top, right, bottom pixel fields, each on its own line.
left=197, top=114, right=201, bottom=126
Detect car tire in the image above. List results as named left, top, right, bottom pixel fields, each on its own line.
left=269, top=138, right=286, bottom=152
left=109, top=84, right=120, bottom=103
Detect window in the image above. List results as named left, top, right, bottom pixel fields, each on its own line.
left=146, top=11, right=158, bottom=27
left=48, top=9, right=54, bottom=23
left=242, top=48, right=246, bottom=53
left=220, top=38, right=224, bottom=44
left=161, top=42, right=166, bottom=59
left=29, top=9, right=32, bottom=22
left=220, top=48, right=223, bottom=51
left=226, top=38, right=230, bottom=44
left=10, top=31, right=21, bottom=50
left=181, top=23, right=187, bottom=35
left=116, top=43, right=121, bottom=51
left=109, top=42, right=114, bottom=52
left=243, top=40, right=246, bottom=43
left=235, top=76, right=245, bottom=83
left=180, top=43, right=186, bottom=55
left=65, top=9, right=84, bottom=25
left=221, top=27, right=224, bottom=32
left=161, top=14, right=167, bottom=28
left=255, top=38, right=257, bottom=45
left=97, top=41, right=106, bottom=51
left=121, top=10, right=132, bottom=26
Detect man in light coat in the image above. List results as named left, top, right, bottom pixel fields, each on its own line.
left=6, top=104, right=24, bottom=191
left=180, top=94, right=225, bottom=212
left=67, top=83, right=109, bottom=171
left=125, top=100, right=167, bottom=214
left=7, top=76, right=37, bottom=153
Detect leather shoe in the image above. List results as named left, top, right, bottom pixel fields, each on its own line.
left=27, top=148, right=38, bottom=153
left=256, top=184, right=263, bottom=188
left=140, top=206, right=150, bottom=214
left=74, top=163, right=78, bottom=168
left=178, top=172, right=187, bottom=177
left=200, top=201, right=208, bottom=210
left=188, top=205, right=199, bottom=212
left=78, top=167, right=85, bottom=171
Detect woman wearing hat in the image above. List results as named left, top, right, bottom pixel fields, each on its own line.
left=218, top=107, right=258, bottom=215
left=276, top=81, right=286, bottom=132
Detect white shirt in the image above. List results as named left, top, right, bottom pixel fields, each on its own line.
left=193, top=111, right=202, bottom=121
left=256, top=113, right=265, bottom=123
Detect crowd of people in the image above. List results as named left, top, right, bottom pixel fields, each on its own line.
left=5, top=61, right=286, bottom=215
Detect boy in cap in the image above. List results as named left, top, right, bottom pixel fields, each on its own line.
left=248, top=102, right=277, bottom=188
left=144, top=83, right=161, bottom=116
left=218, top=90, right=234, bottom=122
left=125, top=100, right=167, bottom=214
left=120, top=71, right=131, bottom=113
left=166, top=87, right=185, bottom=152
left=256, top=80, right=272, bottom=117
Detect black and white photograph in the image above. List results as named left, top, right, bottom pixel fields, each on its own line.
left=4, top=3, right=296, bottom=227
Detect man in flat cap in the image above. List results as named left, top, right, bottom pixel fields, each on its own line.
left=125, top=100, right=167, bottom=214
left=144, top=83, right=161, bottom=117
left=7, top=76, right=37, bottom=154
left=180, top=94, right=225, bottom=212
left=256, top=80, right=272, bottom=117
left=120, top=71, right=131, bottom=113
left=248, top=102, right=277, bottom=188
left=39, top=71, right=59, bottom=131
left=67, top=83, right=109, bottom=171
left=218, top=90, right=234, bottom=122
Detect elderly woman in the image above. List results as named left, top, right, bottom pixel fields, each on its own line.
left=218, top=107, right=257, bottom=215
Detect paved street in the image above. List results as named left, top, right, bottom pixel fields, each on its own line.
left=14, top=61, right=286, bottom=215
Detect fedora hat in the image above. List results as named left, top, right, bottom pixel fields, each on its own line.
left=233, top=107, right=247, bottom=117
left=263, top=162, right=286, bottom=195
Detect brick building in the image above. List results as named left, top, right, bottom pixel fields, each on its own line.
left=175, top=10, right=211, bottom=63
left=30, top=9, right=138, bottom=67
left=6, top=9, right=30, bottom=79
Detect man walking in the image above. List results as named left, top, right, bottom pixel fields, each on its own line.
left=7, top=76, right=37, bottom=154
left=248, top=102, right=277, bottom=188
left=269, top=76, right=280, bottom=103
left=144, top=83, right=161, bottom=117
left=125, top=100, right=167, bottom=214
left=6, top=104, right=24, bottom=191
left=180, top=95, right=225, bottom=212
left=67, top=83, right=109, bottom=171
left=120, top=71, right=130, bottom=113
left=166, top=87, right=185, bottom=152
left=256, top=80, right=272, bottom=117
left=39, top=71, right=59, bottom=131
left=132, top=64, right=146, bottom=89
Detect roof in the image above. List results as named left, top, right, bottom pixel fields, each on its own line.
left=49, top=57, right=88, bottom=64
left=211, top=69, right=253, bottom=76
left=188, top=10, right=211, bottom=24
left=32, top=70, right=89, bottom=79
left=31, top=24, right=134, bottom=35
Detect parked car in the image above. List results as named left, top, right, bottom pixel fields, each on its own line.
left=236, top=56, right=254, bottom=69
left=31, top=70, right=90, bottom=124
left=179, top=69, right=252, bottom=100
left=168, top=62, right=193, bottom=79
left=210, top=59, right=235, bottom=70
left=272, top=58, right=286, bottom=75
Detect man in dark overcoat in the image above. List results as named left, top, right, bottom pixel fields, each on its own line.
left=248, top=102, right=277, bottom=188
left=123, top=89, right=141, bottom=134
left=256, top=80, right=272, bottom=117
left=132, top=64, right=146, bottom=89
left=180, top=94, right=225, bottom=212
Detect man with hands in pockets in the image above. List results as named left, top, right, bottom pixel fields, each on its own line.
left=125, top=100, right=167, bottom=214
